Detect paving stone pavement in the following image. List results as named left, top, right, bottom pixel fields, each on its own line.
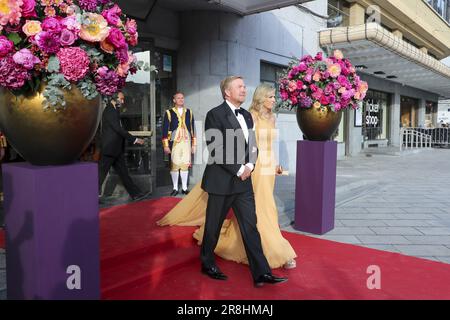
left=1, top=148, right=450, bottom=299
left=283, top=148, right=450, bottom=264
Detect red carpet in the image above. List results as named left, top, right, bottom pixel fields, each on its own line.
left=2, top=198, right=450, bottom=299
left=101, top=198, right=450, bottom=300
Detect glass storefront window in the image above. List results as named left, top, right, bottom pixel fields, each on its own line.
left=362, top=90, right=389, bottom=141
left=400, top=96, right=419, bottom=128
left=425, top=101, right=438, bottom=128
left=261, top=61, right=286, bottom=95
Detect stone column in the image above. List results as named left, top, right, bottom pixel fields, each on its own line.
left=418, top=99, right=427, bottom=127
left=349, top=3, right=366, bottom=26
left=390, top=92, right=401, bottom=147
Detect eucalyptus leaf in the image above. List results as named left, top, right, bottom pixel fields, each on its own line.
left=47, top=56, right=60, bottom=73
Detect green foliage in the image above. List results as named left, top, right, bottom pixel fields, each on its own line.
left=42, top=74, right=71, bottom=110
left=77, top=77, right=99, bottom=100
left=7, top=33, right=22, bottom=46
left=47, top=56, right=60, bottom=73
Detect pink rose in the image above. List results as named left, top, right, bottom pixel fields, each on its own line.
left=320, top=95, right=330, bottom=105
left=290, top=95, right=298, bottom=105
left=298, top=62, right=307, bottom=72
left=127, top=32, right=138, bottom=46
left=22, top=0, right=37, bottom=18
left=61, top=16, right=81, bottom=33
left=324, top=84, right=334, bottom=95
left=13, top=48, right=40, bottom=70
left=107, top=28, right=126, bottom=49
left=125, top=18, right=137, bottom=35
left=102, top=4, right=122, bottom=27
left=312, top=89, right=323, bottom=101
left=304, top=74, right=312, bottom=83
left=42, top=17, right=61, bottom=33
left=0, top=36, right=14, bottom=58
left=328, top=95, right=336, bottom=104
left=288, top=80, right=297, bottom=92
left=60, top=29, right=76, bottom=46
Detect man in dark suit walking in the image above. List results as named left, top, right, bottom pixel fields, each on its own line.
left=98, top=92, right=148, bottom=201
left=200, top=76, right=287, bottom=287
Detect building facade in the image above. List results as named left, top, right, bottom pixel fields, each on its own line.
left=115, top=0, right=450, bottom=191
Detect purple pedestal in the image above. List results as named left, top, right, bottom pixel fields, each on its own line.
left=2, top=162, right=100, bottom=300
left=294, top=141, right=337, bottom=235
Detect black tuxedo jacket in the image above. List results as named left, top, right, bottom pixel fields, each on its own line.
left=201, top=102, right=258, bottom=195
left=101, top=105, right=136, bottom=157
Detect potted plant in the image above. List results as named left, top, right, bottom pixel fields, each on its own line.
left=0, top=0, right=148, bottom=165
left=278, top=50, right=368, bottom=141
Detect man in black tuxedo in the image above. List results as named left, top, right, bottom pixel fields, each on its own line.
left=200, top=76, right=287, bottom=287
left=98, top=92, right=148, bottom=201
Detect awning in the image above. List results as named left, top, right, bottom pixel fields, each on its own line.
left=209, top=0, right=314, bottom=15
left=117, top=0, right=313, bottom=19
left=319, top=23, right=450, bottom=98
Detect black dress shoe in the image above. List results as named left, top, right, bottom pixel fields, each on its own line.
left=170, top=189, right=178, bottom=196
left=201, top=266, right=228, bottom=281
left=182, top=189, right=189, bottom=195
left=254, top=273, right=288, bottom=288
left=131, top=192, right=150, bottom=202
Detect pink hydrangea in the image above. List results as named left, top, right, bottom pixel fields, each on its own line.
left=0, top=55, right=31, bottom=89
left=57, top=47, right=90, bottom=81
left=13, top=48, right=40, bottom=69
left=115, top=45, right=129, bottom=63
left=0, top=36, right=14, bottom=58
left=95, top=66, right=121, bottom=96
left=78, top=0, right=98, bottom=11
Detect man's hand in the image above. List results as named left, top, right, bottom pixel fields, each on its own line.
left=275, top=165, right=283, bottom=176
left=135, top=138, right=145, bottom=145
left=164, top=147, right=171, bottom=154
left=240, top=165, right=252, bottom=181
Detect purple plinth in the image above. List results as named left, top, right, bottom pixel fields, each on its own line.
left=2, top=162, right=100, bottom=300
left=294, top=141, right=337, bottom=235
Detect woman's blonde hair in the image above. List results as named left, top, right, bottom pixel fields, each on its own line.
left=249, top=83, right=276, bottom=118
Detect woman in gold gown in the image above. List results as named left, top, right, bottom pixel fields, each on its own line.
left=157, top=84, right=297, bottom=269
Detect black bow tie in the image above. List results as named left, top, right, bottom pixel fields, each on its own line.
left=234, top=109, right=244, bottom=117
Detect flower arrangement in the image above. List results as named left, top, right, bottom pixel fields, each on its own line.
left=278, top=50, right=368, bottom=112
left=0, top=0, right=148, bottom=109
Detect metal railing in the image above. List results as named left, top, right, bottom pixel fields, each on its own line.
left=413, top=128, right=450, bottom=148
left=400, top=127, right=432, bottom=151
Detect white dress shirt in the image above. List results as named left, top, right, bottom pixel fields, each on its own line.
left=225, top=100, right=254, bottom=177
